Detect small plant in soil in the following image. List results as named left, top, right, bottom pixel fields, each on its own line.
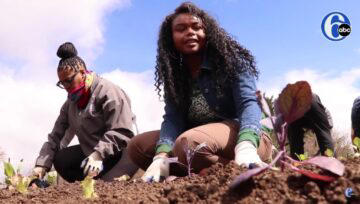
left=295, top=152, right=309, bottom=161
left=164, top=138, right=207, bottom=181
left=3, top=159, right=33, bottom=194
left=80, top=176, right=97, bottom=199
left=114, top=174, right=130, bottom=182
left=181, top=138, right=207, bottom=177
left=324, top=148, right=334, bottom=157
left=230, top=81, right=345, bottom=189
left=353, top=137, right=360, bottom=157
left=46, top=171, right=57, bottom=185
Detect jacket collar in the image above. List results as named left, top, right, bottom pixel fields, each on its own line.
left=89, top=72, right=100, bottom=93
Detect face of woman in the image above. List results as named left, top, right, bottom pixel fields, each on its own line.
left=172, top=13, right=206, bottom=55
left=57, top=67, right=85, bottom=92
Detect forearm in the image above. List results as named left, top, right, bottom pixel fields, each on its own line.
left=238, top=103, right=262, bottom=134
left=156, top=119, right=185, bottom=154
left=36, top=105, right=69, bottom=169
left=156, top=98, right=185, bottom=154
left=35, top=133, right=63, bottom=169
left=232, top=71, right=262, bottom=147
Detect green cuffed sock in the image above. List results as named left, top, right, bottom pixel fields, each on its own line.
left=155, top=144, right=172, bottom=154
left=236, top=128, right=260, bottom=148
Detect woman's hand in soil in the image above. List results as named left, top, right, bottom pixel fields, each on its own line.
left=235, top=141, right=266, bottom=168
left=33, top=166, right=46, bottom=179
left=81, top=151, right=103, bottom=177
left=142, top=153, right=169, bottom=182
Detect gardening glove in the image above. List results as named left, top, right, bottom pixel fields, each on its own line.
left=141, top=154, right=169, bottom=182
left=32, top=166, right=46, bottom=179
left=80, top=151, right=103, bottom=177
left=235, top=141, right=266, bottom=168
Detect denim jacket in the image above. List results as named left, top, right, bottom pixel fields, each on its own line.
left=156, top=58, right=262, bottom=153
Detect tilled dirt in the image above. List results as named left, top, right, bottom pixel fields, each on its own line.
left=0, top=157, right=359, bottom=204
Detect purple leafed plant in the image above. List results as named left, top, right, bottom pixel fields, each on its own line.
left=164, top=138, right=207, bottom=180
left=181, top=138, right=207, bottom=177
left=230, top=81, right=345, bottom=190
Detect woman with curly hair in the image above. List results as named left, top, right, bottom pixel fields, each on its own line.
left=33, top=42, right=138, bottom=183
left=128, top=2, right=272, bottom=182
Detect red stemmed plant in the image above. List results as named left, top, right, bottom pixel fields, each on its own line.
left=230, top=81, right=345, bottom=189
left=181, top=138, right=207, bottom=177
left=164, top=138, right=207, bottom=182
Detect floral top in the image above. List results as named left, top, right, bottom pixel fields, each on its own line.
left=187, top=80, right=220, bottom=127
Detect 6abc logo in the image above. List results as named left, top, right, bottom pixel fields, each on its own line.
left=345, top=188, right=359, bottom=200
left=321, top=12, right=351, bottom=41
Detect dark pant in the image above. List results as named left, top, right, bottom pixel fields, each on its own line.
left=53, top=145, right=121, bottom=182
left=288, top=94, right=334, bottom=159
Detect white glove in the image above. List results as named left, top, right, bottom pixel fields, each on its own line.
left=141, top=154, right=169, bottom=182
left=80, top=151, right=103, bottom=177
left=235, top=141, right=266, bottom=168
left=33, top=166, right=46, bottom=179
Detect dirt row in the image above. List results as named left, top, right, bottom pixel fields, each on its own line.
left=0, top=156, right=359, bottom=203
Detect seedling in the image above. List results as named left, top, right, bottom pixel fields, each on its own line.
left=46, top=171, right=57, bottom=185
left=354, top=137, right=360, bottom=149
left=4, top=159, right=15, bottom=185
left=114, top=174, right=130, bottom=182
left=295, top=152, right=309, bottom=161
left=353, top=137, right=360, bottom=157
left=164, top=139, right=207, bottom=178
left=230, top=81, right=345, bottom=189
left=80, top=176, right=97, bottom=199
left=3, top=159, right=33, bottom=194
left=181, top=138, right=207, bottom=177
left=324, top=148, right=334, bottom=157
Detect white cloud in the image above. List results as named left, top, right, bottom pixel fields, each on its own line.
left=0, top=0, right=130, bottom=81
left=0, top=73, right=66, bottom=174
left=259, top=68, right=360, bottom=143
left=101, top=70, right=164, bottom=133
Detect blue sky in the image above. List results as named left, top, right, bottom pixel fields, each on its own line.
left=94, top=0, right=360, bottom=85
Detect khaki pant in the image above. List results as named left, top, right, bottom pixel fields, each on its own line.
left=128, top=121, right=272, bottom=174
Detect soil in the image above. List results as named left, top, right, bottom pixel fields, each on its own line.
left=0, top=157, right=359, bottom=204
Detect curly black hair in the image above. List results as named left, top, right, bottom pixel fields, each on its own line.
left=155, top=2, right=259, bottom=110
